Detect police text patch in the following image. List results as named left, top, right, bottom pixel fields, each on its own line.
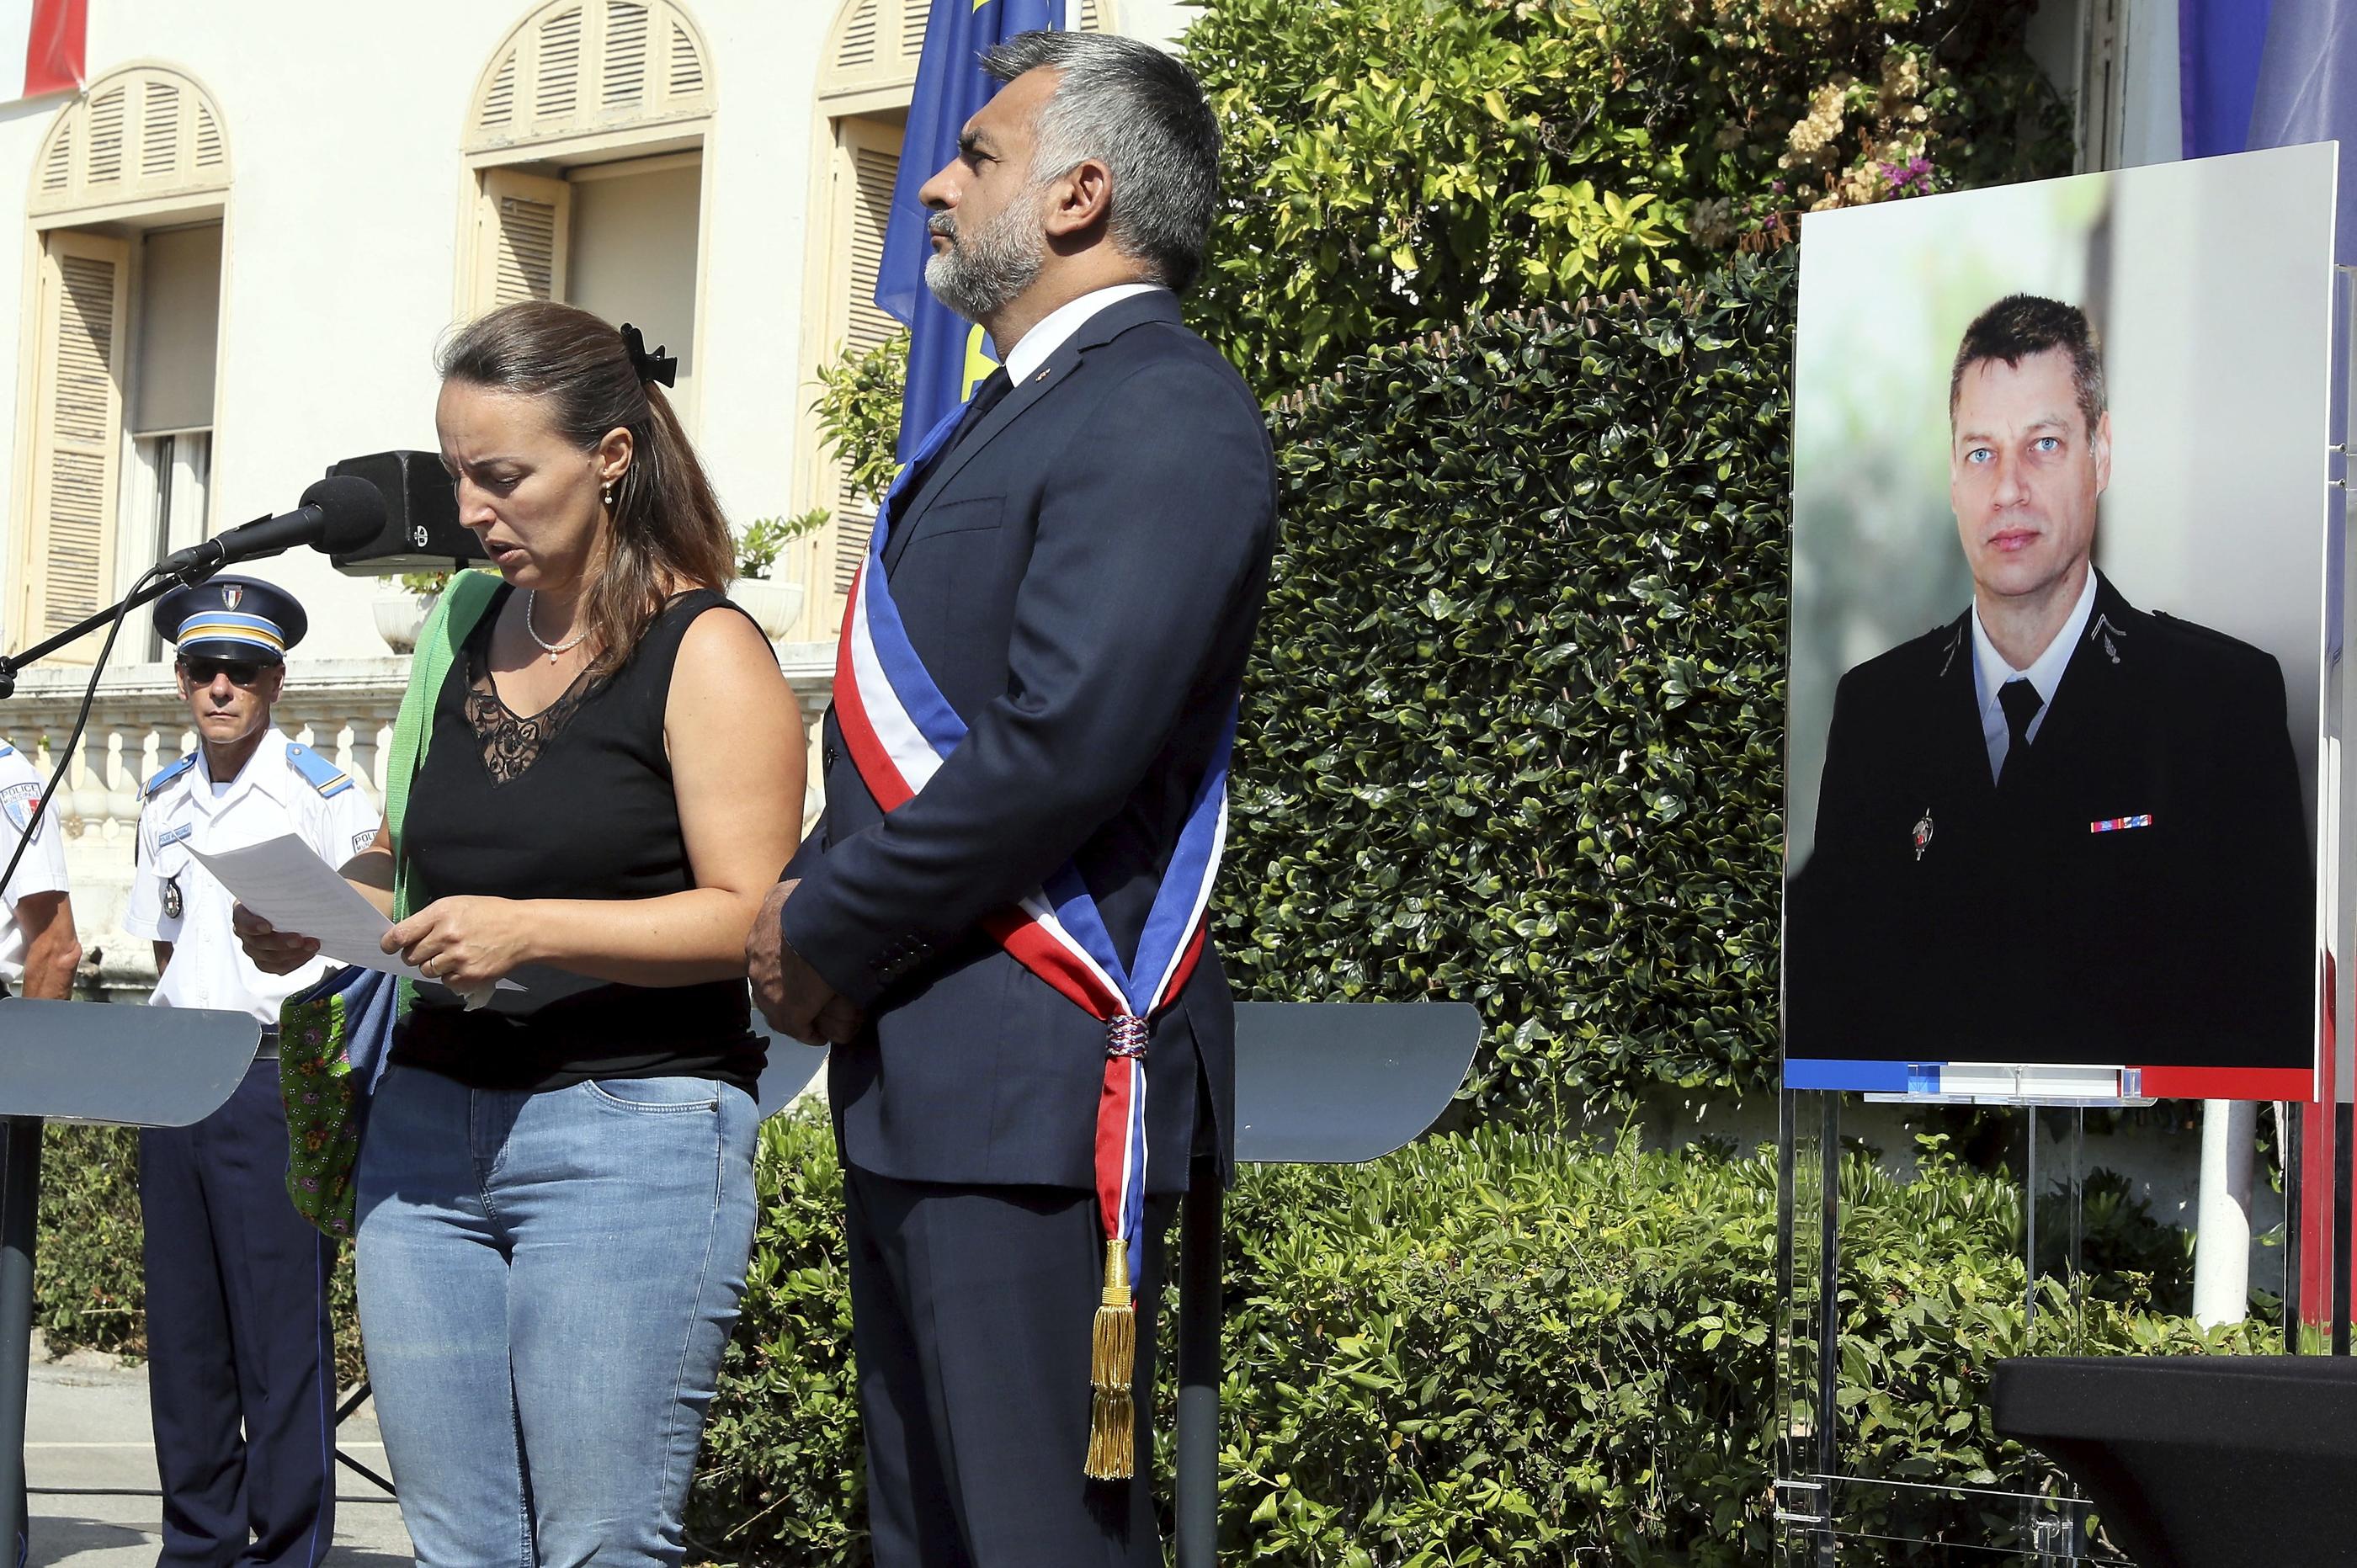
left=1, top=783, right=42, bottom=838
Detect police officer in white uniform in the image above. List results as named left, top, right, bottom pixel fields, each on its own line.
left=0, top=730, right=79, bottom=1002
left=125, top=577, right=375, bottom=1568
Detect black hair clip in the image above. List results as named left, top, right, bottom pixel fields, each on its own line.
left=620, top=322, right=678, bottom=388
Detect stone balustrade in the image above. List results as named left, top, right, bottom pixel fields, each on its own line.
left=3, top=642, right=838, bottom=1000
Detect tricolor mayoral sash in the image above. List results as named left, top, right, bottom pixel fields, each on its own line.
left=833, top=396, right=1235, bottom=1480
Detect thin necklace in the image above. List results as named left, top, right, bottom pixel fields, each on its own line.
left=524, top=591, right=588, bottom=662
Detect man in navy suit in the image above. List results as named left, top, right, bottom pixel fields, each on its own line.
left=1786, top=295, right=2312, bottom=1074
left=748, top=30, right=1274, bottom=1567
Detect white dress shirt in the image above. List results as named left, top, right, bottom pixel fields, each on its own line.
left=1001, top=282, right=1166, bottom=386
left=1970, top=567, right=2098, bottom=783
left=0, top=736, right=69, bottom=986
left=126, top=727, right=381, bottom=1023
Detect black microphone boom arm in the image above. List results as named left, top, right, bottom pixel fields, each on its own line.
left=0, top=549, right=236, bottom=702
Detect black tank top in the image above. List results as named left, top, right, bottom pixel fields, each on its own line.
left=390, top=585, right=763, bottom=1093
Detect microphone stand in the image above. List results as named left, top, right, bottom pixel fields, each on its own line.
left=0, top=540, right=242, bottom=701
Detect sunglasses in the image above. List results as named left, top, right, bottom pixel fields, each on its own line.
left=178, top=657, right=269, bottom=688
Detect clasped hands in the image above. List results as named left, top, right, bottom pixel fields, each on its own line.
left=232, top=895, right=532, bottom=991
left=748, top=880, right=863, bottom=1047
left=235, top=880, right=863, bottom=1046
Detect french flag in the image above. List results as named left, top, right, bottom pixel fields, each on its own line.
left=0, top=0, right=81, bottom=103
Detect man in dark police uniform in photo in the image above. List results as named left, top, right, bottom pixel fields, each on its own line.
left=1787, top=294, right=2312, bottom=1071
left=746, top=29, right=1275, bottom=1568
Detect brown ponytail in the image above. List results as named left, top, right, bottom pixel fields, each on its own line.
left=436, top=300, right=734, bottom=677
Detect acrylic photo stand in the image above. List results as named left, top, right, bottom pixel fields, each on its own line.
left=1767, top=1087, right=2291, bottom=1565
left=1771, top=254, right=2357, bottom=1565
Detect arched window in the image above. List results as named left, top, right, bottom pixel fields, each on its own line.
left=457, top=0, right=715, bottom=425
left=792, top=0, right=1114, bottom=638
left=464, top=0, right=713, bottom=158
left=11, top=64, right=230, bottom=661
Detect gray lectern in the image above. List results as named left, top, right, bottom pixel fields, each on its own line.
left=0, top=999, right=258, bottom=1555
left=748, top=1014, right=829, bottom=1119
left=1170, top=1001, right=1482, bottom=1565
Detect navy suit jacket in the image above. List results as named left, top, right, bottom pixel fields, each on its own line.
left=1785, top=571, right=2313, bottom=1071
left=781, top=290, right=1277, bottom=1193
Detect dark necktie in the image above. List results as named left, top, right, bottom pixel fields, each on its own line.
left=1998, top=678, right=2043, bottom=784
left=895, top=367, right=1015, bottom=525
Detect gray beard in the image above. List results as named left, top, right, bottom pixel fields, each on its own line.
left=923, top=199, right=1045, bottom=322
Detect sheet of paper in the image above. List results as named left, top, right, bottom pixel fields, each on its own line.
left=186, top=834, right=523, bottom=993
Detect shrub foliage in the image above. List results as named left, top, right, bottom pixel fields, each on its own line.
left=34, top=1124, right=366, bottom=1385
left=1184, top=0, right=2071, bottom=393
left=672, top=1115, right=2246, bottom=1563
left=32, top=1114, right=2253, bottom=1564
left=1221, top=252, right=1796, bottom=1110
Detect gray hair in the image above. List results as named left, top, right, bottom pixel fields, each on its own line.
left=980, top=30, right=1221, bottom=295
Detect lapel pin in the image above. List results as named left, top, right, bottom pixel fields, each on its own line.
left=1912, top=807, right=1934, bottom=861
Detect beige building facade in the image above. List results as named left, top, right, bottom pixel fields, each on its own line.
left=0, top=0, right=1189, bottom=993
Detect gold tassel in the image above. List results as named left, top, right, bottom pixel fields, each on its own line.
left=1085, top=1237, right=1136, bottom=1480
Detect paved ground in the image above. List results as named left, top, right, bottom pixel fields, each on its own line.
left=23, top=1338, right=412, bottom=1565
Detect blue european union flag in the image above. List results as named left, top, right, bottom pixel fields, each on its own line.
left=876, top=0, right=1065, bottom=460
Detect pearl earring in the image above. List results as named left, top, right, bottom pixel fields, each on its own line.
left=603, top=480, right=615, bottom=506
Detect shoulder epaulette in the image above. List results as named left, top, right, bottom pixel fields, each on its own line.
left=145, top=753, right=198, bottom=800
left=0, top=739, right=13, bottom=759
left=285, top=742, right=354, bottom=799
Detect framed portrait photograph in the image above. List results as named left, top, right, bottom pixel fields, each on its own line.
left=1781, top=142, right=2338, bottom=1100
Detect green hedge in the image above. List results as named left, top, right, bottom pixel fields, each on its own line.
left=1182, top=0, right=2069, bottom=396
left=37, top=1123, right=363, bottom=1389
left=32, top=1108, right=2259, bottom=1563
left=1219, top=252, right=1796, bottom=1111
left=677, top=1110, right=2254, bottom=1565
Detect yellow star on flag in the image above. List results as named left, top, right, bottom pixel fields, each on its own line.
left=961, top=323, right=999, bottom=401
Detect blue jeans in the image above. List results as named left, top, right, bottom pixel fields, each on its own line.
left=354, top=1065, right=758, bottom=1566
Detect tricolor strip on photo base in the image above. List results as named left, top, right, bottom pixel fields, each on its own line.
left=0, top=0, right=82, bottom=103
left=832, top=387, right=1235, bottom=1475
left=1784, top=1056, right=2316, bottom=1101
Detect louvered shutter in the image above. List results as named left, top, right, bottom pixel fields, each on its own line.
left=474, top=167, right=572, bottom=311
left=19, top=230, right=130, bottom=659
left=830, top=0, right=879, bottom=74
left=830, top=119, right=903, bottom=599
left=466, top=1, right=710, bottom=152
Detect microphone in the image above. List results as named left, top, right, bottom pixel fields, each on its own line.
left=159, top=476, right=388, bottom=578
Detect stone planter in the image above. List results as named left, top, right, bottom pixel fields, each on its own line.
left=731, top=577, right=806, bottom=642
left=374, top=589, right=439, bottom=655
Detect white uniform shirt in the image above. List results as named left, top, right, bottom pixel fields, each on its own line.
left=125, top=727, right=381, bottom=1023
left=0, top=737, right=70, bottom=986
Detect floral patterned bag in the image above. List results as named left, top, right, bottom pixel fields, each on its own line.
left=279, top=963, right=400, bottom=1237
left=277, top=571, right=503, bottom=1238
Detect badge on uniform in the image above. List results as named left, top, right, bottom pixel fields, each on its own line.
left=2089, top=613, right=2126, bottom=666
left=162, top=875, right=184, bottom=920
left=2090, top=815, right=2154, bottom=834
left=1, top=782, right=41, bottom=837
left=1912, top=807, right=1934, bottom=861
